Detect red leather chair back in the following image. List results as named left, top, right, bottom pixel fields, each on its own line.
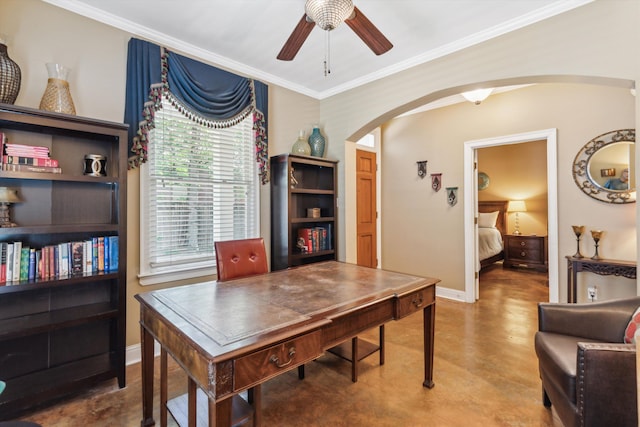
left=214, top=238, right=268, bottom=281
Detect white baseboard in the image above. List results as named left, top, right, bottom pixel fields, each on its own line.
left=435, top=286, right=467, bottom=302
left=126, top=341, right=161, bottom=366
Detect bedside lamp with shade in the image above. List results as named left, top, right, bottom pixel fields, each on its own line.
left=507, top=200, right=527, bottom=235
left=0, top=187, right=21, bottom=227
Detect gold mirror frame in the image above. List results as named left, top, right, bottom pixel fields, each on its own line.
left=573, top=129, right=635, bottom=204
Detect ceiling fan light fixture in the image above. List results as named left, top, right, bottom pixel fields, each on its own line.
left=461, top=88, right=493, bottom=105
left=305, top=0, right=354, bottom=31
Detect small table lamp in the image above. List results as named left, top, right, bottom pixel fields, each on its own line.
left=0, top=187, right=21, bottom=227
left=507, top=200, right=527, bottom=235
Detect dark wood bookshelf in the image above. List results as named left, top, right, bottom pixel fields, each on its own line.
left=0, top=103, right=127, bottom=420
left=270, top=153, right=338, bottom=271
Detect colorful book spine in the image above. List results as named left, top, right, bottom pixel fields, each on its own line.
left=19, top=247, right=29, bottom=281
left=97, top=236, right=105, bottom=272
left=28, top=248, right=36, bottom=281
left=6, top=243, right=13, bottom=283
left=0, top=242, right=6, bottom=283
left=12, top=241, right=21, bottom=282
left=2, top=163, right=62, bottom=174
left=3, top=155, right=59, bottom=167
left=71, top=241, right=83, bottom=276
left=108, top=236, right=119, bottom=271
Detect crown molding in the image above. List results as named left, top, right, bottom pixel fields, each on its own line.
left=43, top=0, right=592, bottom=100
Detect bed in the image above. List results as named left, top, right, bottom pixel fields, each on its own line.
left=478, top=200, right=508, bottom=270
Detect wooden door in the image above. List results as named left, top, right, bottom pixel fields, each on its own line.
left=356, top=149, right=377, bottom=267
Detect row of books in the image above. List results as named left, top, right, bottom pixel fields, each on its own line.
left=0, top=132, right=62, bottom=174
left=297, top=225, right=332, bottom=254
left=0, top=236, right=119, bottom=284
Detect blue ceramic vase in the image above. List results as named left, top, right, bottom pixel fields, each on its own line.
left=308, top=126, right=326, bottom=157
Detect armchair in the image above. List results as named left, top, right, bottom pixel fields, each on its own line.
left=535, top=296, right=640, bottom=427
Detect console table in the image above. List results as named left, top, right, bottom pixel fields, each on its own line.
left=566, top=256, right=637, bottom=303
left=136, top=261, right=439, bottom=426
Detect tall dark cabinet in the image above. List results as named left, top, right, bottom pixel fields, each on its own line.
left=270, top=154, right=337, bottom=271
left=0, top=104, right=127, bottom=419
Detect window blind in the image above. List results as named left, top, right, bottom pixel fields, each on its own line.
left=146, top=98, right=258, bottom=270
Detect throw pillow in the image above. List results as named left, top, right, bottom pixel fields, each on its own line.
left=478, top=211, right=499, bottom=228
left=623, top=306, right=640, bottom=344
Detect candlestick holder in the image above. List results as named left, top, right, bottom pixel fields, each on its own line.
left=571, top=225, right=585, bottom=258
left=591, top=230, right=603, bottom=260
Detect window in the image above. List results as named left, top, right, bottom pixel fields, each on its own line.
left=139, top=98, right=259, bottom=285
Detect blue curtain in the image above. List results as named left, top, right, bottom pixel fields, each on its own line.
left=124, top=38, right=269, bottom=183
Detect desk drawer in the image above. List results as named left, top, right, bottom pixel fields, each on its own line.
left=234, top=330, right=322, bottom=390
left=395, top=286, right=434, bottom=318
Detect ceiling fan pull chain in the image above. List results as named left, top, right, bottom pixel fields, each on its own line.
left=324, top=30, right=331, bottom=76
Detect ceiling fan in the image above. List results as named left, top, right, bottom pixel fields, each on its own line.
left=277, top=0, right=393, bottom=61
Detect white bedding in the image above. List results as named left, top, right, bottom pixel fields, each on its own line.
left=478, top=227, right=503, bottom=262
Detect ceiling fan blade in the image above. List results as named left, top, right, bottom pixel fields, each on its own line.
left=345, top=6, right=393, bottom=56
left=277, top=14, right=315, bottom=61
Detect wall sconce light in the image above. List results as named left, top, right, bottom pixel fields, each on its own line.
left=461, top=88, right=493, bottom=105
left=507, top=200, right=527, bottom=235
left=417, top=160, right=427, bottom=178
left=0, top=187, right=21, bottom=227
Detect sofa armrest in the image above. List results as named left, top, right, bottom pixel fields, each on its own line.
left=577, top=343, right=637, bottom=427
left=538, top=297, right=640, bottom=342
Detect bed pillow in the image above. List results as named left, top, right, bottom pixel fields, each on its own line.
left=623, top=306, right=640, bottom=344
left=478, top=211, right=499, bottom=228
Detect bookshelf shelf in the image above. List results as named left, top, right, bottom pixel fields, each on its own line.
left=0, top=171, right=119, bottom=183
left=270, top=154, right=338, bottom=271
left=0, top=271, right=118, bottom=295
left=0, top=224, right=119, bottom=235
left=0, top=302, right=117, bottom=339
left=0, top=103, right=127, bottom=420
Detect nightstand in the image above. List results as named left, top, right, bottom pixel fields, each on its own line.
left=503, top=234, right=548, bottom=272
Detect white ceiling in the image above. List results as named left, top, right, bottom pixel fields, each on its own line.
left=45, top=0, right=592, bottom=100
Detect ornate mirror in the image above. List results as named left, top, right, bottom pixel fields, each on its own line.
left=573, top=129, right=635, bottom=203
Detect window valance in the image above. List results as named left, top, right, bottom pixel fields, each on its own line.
left=124, top=37, right=269, bottom=183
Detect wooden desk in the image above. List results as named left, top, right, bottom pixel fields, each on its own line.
left=136, top=261, right=439, bottom=427
left=566, top=256, right=637, bottom=303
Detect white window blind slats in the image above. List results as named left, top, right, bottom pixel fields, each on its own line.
left=143, top=96, right=258, bottom=273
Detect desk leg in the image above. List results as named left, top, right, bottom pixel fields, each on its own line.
left=160, top=349, right=168, bottom=427
left=215, top=398, right=232, bottom=426
left=140, top=323, right=156, bottom=427
left=423, top=303, right=435, bottom=388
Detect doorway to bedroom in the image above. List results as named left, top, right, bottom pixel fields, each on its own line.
left=463, top=128, right=559, bottom=303
left=477, top=141, right=549, bottom=300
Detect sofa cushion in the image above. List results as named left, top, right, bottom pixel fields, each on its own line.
left=623, top=306, right=640, bottom=344
left=535, top=331, right=600, bottom=404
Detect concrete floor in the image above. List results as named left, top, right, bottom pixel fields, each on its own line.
left=14, top=264, right=562, bottom=426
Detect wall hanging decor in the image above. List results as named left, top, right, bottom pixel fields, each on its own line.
left=446, top=187, right=458, bottom=206
left=417, top=160, right=427, bottom=178
left=39, top=63, right=76, bottom=115
left=292, top=130, right=311, bottom=155
left=0, top=40, right=21, bottom=104
left=478, top=172, right=490, bottom=190
left=308, top=125, right=326, bottom=157
left=431, top=173, right=442, bottom=191
left=572, top=129, right=635, bottom=204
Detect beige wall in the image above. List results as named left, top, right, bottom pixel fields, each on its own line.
left=478, top=140, right=548, bottom=236
left=2, top=0, right=640, bottom=348
left=0, top=0, right=320, bottom=347
left=379, top=83, right=635, bottom=301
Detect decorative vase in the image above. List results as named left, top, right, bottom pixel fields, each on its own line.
left=308, top=126, right=326, bottom=157
left=291, top=130, right=311, bottom=155
left=0, top=41, right=21, bottom=104
left=39, top=63, right=76, bottom=115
